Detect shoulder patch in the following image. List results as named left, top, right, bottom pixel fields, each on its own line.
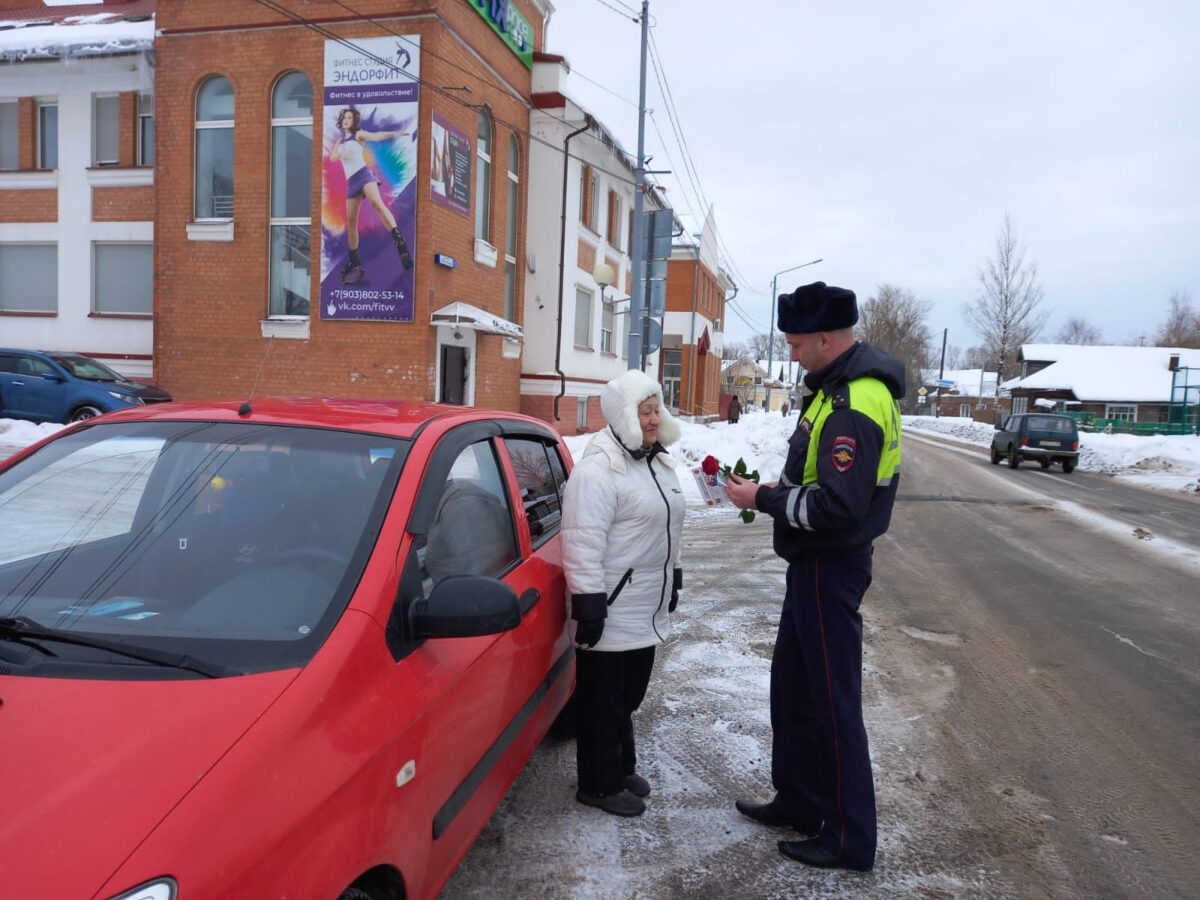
left=831, top=435, right=857, bottom=473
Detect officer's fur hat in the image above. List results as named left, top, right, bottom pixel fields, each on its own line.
left=777, top=281, right=858, bottom=334
left=600, top=369, right=681, bottom=449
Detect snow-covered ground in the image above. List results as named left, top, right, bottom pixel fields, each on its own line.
left=901, top=415, right=1200, bottom=494
left=0, top=419, right=64, bottom=460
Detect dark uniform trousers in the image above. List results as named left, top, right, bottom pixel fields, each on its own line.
left=575, top=646, right=656, bottom=796
left=771, top=548, right=877, bottom=869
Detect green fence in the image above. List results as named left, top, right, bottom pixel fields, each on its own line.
left=1064, top=411, right=1199, bottom=436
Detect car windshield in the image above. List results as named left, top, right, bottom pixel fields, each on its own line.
left=1026, top=415, right=1075, bottom=433
left=0, top=421, right=408, bottom=677
left=49, top=355, right=124, bottom=382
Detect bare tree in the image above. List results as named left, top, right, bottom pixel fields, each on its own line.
left=746, top=332, right=788, bottom=362
left=961, top=345, right=992, bottom=369
left=1055, top=316, right=1103, bottom=345
left=721, top=340, right=749, bottom=361
left=1154, top=289, right=1200, bottom=348
left=856, top=283, right=934, bottom=412
left=964, top=213, right=1048, bottom=390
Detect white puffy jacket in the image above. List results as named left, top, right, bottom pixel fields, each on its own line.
left=561, top=427, right=686, bottom=651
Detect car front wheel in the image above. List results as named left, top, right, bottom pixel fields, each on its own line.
left=1007, top=445, right=1020, bottom=469
left=69, top=405, right=103, bottom=423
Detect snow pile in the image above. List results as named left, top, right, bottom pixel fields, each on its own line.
left=903, top=416, right=1200, bottom=492
left=0, top=419, right=64, bottom=457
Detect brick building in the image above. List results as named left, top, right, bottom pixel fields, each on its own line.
left=0, top=0, right=157, bottom=379
left=153, top=0, right=551, bottom=407
left=663, top=208, right=731, bottom=417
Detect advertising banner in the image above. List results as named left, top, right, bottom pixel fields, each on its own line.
left=320, top=36, right=420, bottom=322
left=430, top=111, right=472, bottom=217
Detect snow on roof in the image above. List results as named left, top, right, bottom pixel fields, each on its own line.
left=1004, top=345, right=1200, bottom=402
left=0, top=2, right=153, bottom=61
left=919, top=368, right=998, bottom=398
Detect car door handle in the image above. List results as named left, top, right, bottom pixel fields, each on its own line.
left=518, top=588, right=539, bottom=615
left=10, top=380, right=24, bottom=386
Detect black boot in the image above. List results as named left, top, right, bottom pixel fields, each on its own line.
left=778, top=837, right=872, bottom=872
left=340, top=249, right=363, bottom=283
left=391, top=227, right=414, bottom=271
left=735, top=798, right=820, bottom=834
left=576, top=788, right=645, bottom=817
left=623, top=773, right=651, bottom=798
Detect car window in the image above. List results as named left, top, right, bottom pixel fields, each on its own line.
left=1026, top=415, right=1074, bottom=434
left=1007, top=416, right=1022, bottom=433
left=0, top=421, right=408, bottom=676
left=49, top=355, right=122, bottom=381
left=17, top=356, right=54, bottom=377
left=0, top=354, right=18, bottom=374
left=418, top=440, right=518, bottom=589
left=504, top=437, right=562, bottom=544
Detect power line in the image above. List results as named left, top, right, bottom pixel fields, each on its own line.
left=570, top=66, right=639, bottom=108
left=588, top=0, right=640, bottom=23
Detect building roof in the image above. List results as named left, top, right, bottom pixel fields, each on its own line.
left=1004, top=344, right=1200, bottom=402
left=0, top=0, right=153, bottom=60
left=920, top=367, right=998, bottom=398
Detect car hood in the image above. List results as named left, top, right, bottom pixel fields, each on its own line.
left=118, top=381, right=172, bottom=402
left=0, top=669, right=297, bottom=897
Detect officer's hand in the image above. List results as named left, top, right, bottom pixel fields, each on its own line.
left=724, top=474, right=759, bottom=510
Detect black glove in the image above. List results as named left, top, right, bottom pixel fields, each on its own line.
left=669, top=567, right=682, bottom=613
left=572, top=592, right=607, bottom=649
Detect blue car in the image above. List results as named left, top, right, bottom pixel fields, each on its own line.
left=0, top=348, right=172, bottom=424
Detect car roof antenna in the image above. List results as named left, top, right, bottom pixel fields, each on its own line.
left=239, top=336, right=275, bottom=417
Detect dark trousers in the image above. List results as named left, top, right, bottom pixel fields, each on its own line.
left=575, top=645, right=656, bottom=796
left=771, top=550, right=877, bottom=869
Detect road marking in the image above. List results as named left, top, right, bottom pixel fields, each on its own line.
left=1101, top=627, right=1171, bottom=665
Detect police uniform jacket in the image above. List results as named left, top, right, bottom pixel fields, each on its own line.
left=756, top=342, right=904, bottom=561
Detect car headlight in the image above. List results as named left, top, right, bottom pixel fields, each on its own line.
left=112, top=878, right=177, bottom=900
left=107, top=391, right=145, bottom=405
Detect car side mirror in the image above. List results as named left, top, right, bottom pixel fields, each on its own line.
left=993, top=422, right=1002, bottom=430
left=411, top=574, right=521, bottom=639
left=41, top=373, right=65, bottom=383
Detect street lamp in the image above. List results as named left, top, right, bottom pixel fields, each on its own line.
left=767, top=258, right=822, bottom=409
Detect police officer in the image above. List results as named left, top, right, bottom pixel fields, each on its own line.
left=725, top=281, right=903, bottom=872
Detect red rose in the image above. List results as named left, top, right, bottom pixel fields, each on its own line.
left=701, top=455, right=720, bottom=475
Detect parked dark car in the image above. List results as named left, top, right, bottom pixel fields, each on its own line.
left=0, top=348, right=171, bottom=424
left=991, top=412, right=1080, bottom=472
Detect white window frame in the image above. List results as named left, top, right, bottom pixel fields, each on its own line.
left=576, top=395, right=589, bottom=430
left=600, top=299, right=615, bottom=354
left=1012, top=396, right=1028, bottom=415
left=194, top=76, right=234, bottom=222
left=475, top=111, right=493, bottom=243
left=37, top=100, right=57, bottom=170
left=268, top=72, right=313, bottom=319
left=574, top=286, right=593, bottom=348
left=1105, top=404, right=1137, bottom=422
left=959, top=403, right=971, bottom=418
left=503, top=135, right=520, bottom=322
left=92, top=242, right=153, bottom=315
left=137, top=93, right=154, bottom=166
left=0, top=100, right=18, bottom=171
left=92, top=93, right=120, bottom=167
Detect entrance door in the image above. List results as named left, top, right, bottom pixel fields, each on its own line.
left=440, top=345, right=468, bottom=405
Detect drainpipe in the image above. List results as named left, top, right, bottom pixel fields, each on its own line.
left=685, top=247, right=701, bottom=416
left=554, top=115, right=593, bottom=421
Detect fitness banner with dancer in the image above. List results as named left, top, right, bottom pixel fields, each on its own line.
left=320, top=36, right=420, bottom=322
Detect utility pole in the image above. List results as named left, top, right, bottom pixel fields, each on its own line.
left=625, top=0, right=650, bottom=370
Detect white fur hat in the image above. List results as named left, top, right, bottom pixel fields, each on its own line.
left=600, top=369, right=681, bottom=449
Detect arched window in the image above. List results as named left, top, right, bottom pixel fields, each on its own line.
left=194, top=76, right=234, bottom=219
left=503, top=135, right=520, bottom=320
left=268, top=71, right=313, bottom=316
left=474, top=110, right=493, bottom=243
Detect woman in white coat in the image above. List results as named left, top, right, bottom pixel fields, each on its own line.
left=561, top=370, right=686, bottom=817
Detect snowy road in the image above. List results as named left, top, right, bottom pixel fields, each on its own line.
left=446, top=435, right=1200, bottom=899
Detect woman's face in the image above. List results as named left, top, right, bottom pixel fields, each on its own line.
left=339, top=111, right=355, bottom=131
left=637, top=396, right=661, bottom=448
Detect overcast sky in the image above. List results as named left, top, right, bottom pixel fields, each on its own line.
left=546, top=0, right=1199, bottom=354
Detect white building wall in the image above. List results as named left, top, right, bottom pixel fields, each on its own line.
left=521, top=90, right=659, bottom=402
left=0, top=55, right=154, bottom=378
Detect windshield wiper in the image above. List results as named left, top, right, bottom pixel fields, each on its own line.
left=0, top=616, right=223, bottom=678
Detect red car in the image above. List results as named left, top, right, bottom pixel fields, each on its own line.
left=0, top=399, right=573, bottom=899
